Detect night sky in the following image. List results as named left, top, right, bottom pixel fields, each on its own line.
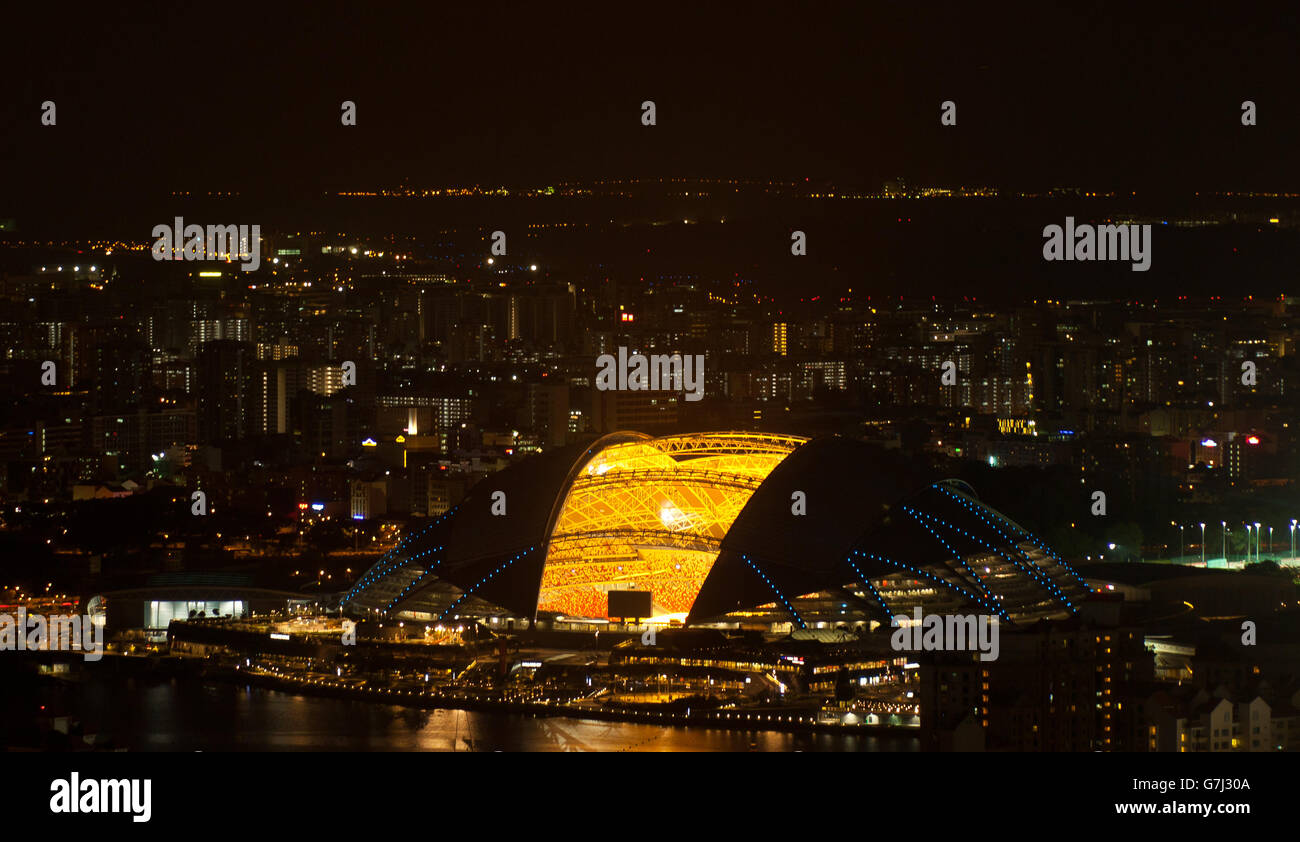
left=5, top=0, right=1300, bottom=212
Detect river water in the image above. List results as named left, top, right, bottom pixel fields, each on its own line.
left=25, top=674, right=918, bottom=752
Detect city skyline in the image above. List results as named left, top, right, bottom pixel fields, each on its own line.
left=3, top=3, right=1299, bottom=783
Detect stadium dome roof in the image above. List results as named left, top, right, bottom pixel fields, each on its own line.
left=342, top=432, right=1089, bottom=627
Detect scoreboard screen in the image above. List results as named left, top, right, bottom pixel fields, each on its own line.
left=607, top=590, right=652, bottom=620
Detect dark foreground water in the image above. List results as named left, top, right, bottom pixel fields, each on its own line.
left=19, top=674, right=918, bottom=752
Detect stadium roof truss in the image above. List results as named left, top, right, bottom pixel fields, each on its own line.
left=536, top=433, right=805, bottom=618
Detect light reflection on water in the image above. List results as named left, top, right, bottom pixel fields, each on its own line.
left=71, top=678, right=918, bottom=752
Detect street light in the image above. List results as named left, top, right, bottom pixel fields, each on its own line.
left=1255, top=523, right=1261, bottom=563
left=1245, top=524, right=1253, bottom=565
left=1200, top=523, right=1205, bottom=566
left=1222, top=521, right=1227, bottom=564
left=1291, top=519, right=1297, bottom=562
left=1177, top=523, right=1185, bottom=562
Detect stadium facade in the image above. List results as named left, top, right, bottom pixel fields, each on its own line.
left=341, top=432, right=1090, bottom=629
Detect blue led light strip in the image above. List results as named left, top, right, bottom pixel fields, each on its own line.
left=342, top=504, right=461, bottom=602
left=855, top=550, right=1002, bottom=617
left=906, top=504, right=1075, bottom=612
left=934, top=484, right=1090, bottom=591
left=930, top=485, right=1081, bottom=605
left=345, top=544, right=444, bottom=603
left=900, top=506, right=1008, bottom=619
left=384, top=549, right=446, bottom=611
left=740, top=553, right=805, bottom=629
left=438, top=546, right=536, bottom=621
left=843, top=555, right=893, bottom=616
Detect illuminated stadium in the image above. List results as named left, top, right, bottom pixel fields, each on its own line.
left=341, top=432, right=1091, bottom=629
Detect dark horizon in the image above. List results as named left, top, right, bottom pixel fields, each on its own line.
left=4, top=1, right=1300, bottom=209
